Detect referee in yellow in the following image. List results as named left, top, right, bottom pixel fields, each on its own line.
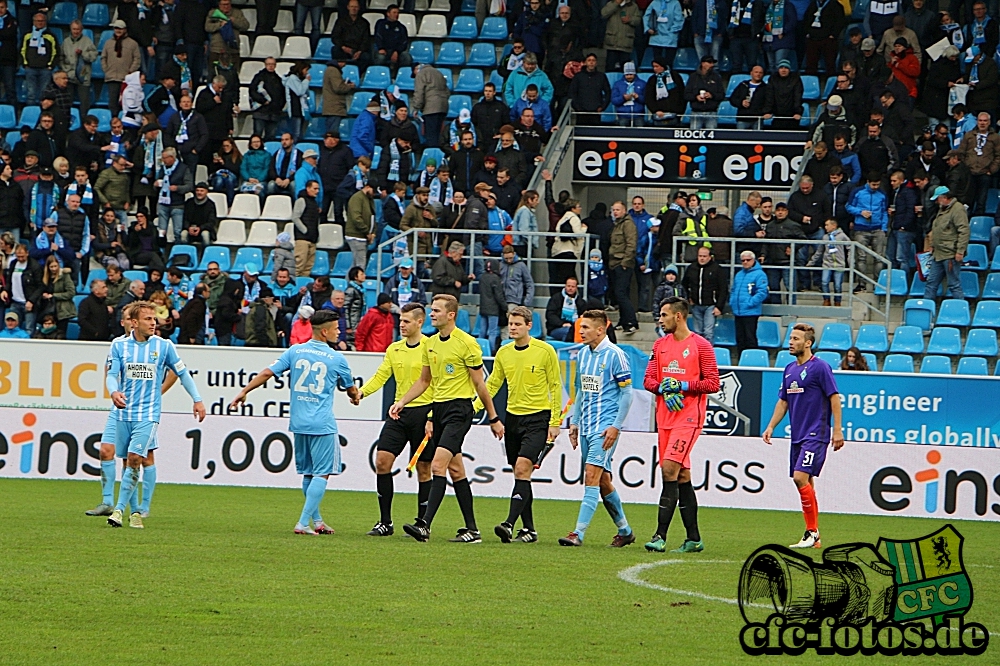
left=354, top=302, right=435, bottom=536
left=474, top=305, right=563, bottom=543
left=389, top=294, right=504, bottom=543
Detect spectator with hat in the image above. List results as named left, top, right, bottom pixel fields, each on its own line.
left=684, top=55, right=724, bottom=130
left=0, top=311, right=29, bottom=338
left=858, top=37, right=888, bottom=83
left=763, top=59, right=803, bottom=130
left=144, top=74, right=181, bottom=128
left=887, top=38, right=920, bottom=101
left=30, top=216, right=75, bottom=267
left=25, top=164, right=60, bottom=232
left=385, top=256, right=427, bottom=307
left=101, top=19, right=142, bottom=117
left=924, top=186, right=969, bottom=300
left=374, top=132, right=415, bottom=189
left=245, top=285, right=279, bottom=348
left=730, top=251, right=768, bottom=356
left=181, top=182, right=218, bottom=247
left=611, top=62, right=646, bottom=127
left=349, top=99, right=380, bottom=160
left=294, top=148, right=324, bottom=201
left=400, top=186, right=437, bottom=260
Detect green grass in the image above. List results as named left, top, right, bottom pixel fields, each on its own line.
left=1, top=478, right=996, bottom=665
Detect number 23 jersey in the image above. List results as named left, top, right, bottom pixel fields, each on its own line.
left=269, top=340, right=355, bottom=435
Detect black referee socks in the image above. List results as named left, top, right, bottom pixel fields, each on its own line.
left=656, top=480, right=679, bottom=539
left=453, top=478, right=477, bottom=531
left=417, top=479, right=431, bottom=521
left=677, top=481, right=701, bottom=542
left=422, top=475, right=448, bottom=527
left=505, top=479, right=531, bottom=527
left=376, top=473, right=394, bottom=524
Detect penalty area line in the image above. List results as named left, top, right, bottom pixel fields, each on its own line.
left=617, top=559, right=770, bottom=608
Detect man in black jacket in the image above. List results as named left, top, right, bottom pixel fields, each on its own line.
left=249, top=58, right=285, bottom=141
left=763, top=60, right=804, bottom=131
left=178, top=282, right=209, bottom=344
left=144, top=74, right=180, bottom=126
left=448, top=130, right=485, bottom=196
left=195, top=75, right=233, bottom=165
left=318, top=132, right=353, bottom=222
left=684, top=56, right=725, bottom=130
left=787, top=175, right=831, bottom=289
left=803, top=142, right=839, bottom=186
left=331, top=0, right=373, bottom=69
left=545, top=275, right=585, bottom=340
left=0, top=0, right=17, bottom=106
left=730, top=65, right=768, bottom=130
left=762, top=202, right=807, bottom=304
left=164, top=94, right=209, bottom=172
left=825, top=165, right=856, bottom=231
left=66, top=116, right=109, bottom=172
left=0, top=163, right=24, bottom=239
left=78, top=278, right=112, bottom=341
left=470, top=83, right=509, bottom=153
left=181, top=183, right=218, bottom=246
left=879, top=91, right=915, bottom=161
left=53, top=193, right=91, bottom=286
left=214, top=266, right=259, bottom=345
left=25, top=112, right=59, bottom=167
left=568, top=54, right=611, bottom=126
left=944, top=149, right=972, bottom=206
left=1, top=245, right=42, bottom=332
left=855, top=120, right=899, bottom=176
left=681, top=246, right=728, bottom=343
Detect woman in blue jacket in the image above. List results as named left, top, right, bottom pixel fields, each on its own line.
left=240, top=135, right=273, bottom=202
left=644, top=0, right=685, bottom=65
left=729, top=250, right=769, bottom=356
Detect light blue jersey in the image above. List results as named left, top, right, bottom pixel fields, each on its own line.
left=574, top=338, right=632, bottom=436
left=107, top=334, right=190, bottom=422
left=102, top=334, right=129, bottom=431
left=268, top=340, right=354, bottom=435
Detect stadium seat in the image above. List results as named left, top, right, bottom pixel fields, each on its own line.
left=957, top=356, right=989, bottom=375
left=295, top=276, right=312, bottom=290
left=965, top=243, right=988, bottom=271
left=304, top=117, right=326, bottom=140
left=987, top=188, right=1000, bottom=214
left=801, top=75, right=820, bottom=100
left=418, top=148, right=445, bottom=171
left=317, top=224, right=344, bottom=250
left=862, top=352, right=878, bottom=368
left=51, top=2, right=78, bottom=25
left=282, top=36, right=312, bottom=59
left=81, top=3, right=109, bottom=26
left=454, top=309, right=472, bottom=333
left=18, top=106, right=39, bottom=129
left=902, top=298, right=935, bottom=331
left=261, top=195, right=293, bottom=220
left=330, top=278, right=348, bottom=292
left=992, top=250, right=1000, bottom=272
left=920, top=355, right=952, bottom=374
left=314, top=38, right=333, bottom=61
left=360, top=65, right=392, bottom=90
left=246, top=220, right=278, bottom=246
left=717, top=101, right=737, bottom=126
left=275, top=10, right=294, bottom=32
left=756, top=320, right=780, bottom=348
left=239, top=60, right=265, bottom=84
left=822, top=75, right=836, bottom=99
left=348, top=92, right=374, bottom=115
left=216, top=219, right=248, bottom=246
left=531, top=312, right=543, bottom=338
left=818, top=322, right=852, bottom=351
left=82, top=268, right=107, bottom=293
left=66, top=322, right=80, bottom=340
left=926, top=326, right=962, bottom=355
left=468, top=43, right=497, bottom=67
left=197, top=246, right=231, bottom=272
left=394, top=67, right=416, bottom=91
left=888, top=325, right=923, bottom=354
left=969, top=216, right=992, bottom=243
left=123, top=270, right=148, bottom=282
left=854, top=324, right=888, bottom=352
left=964, top=328, right=998, bottom=356
left=342, top=64, right=360, bottom=86
left=815, top=351, right=841, bottom=366
left=437, top=42, right=466, bottom=66
left=450, top=16, right=478, bottom=39
left=909, top=274, right=941, bottom=296
left=446, top=94, right=472, bottom=118
left=231, top=247, right=263, bottom=273
left=364, top=252, right=394, bottom=279
left=713, top=318, right=736, bottom=346
left=251, top=35, right=281, bottom=58
left=207, top=192, right=229, bottom=218
left=725, top=74, right=749, bottom=97
left=714, top=347, right=732, bottom=366
left=874, top=268, right=907, bottom=296
left=479, top=16, right=507, bottom=39
left=167, top=245, right=199, bottom=271
left=0, top=104, right=16, bottom=129
left=228, top=193, right=262, bottom=220
left=959, top=270, right=979, bottom=299
left=310, top=251, right=331, bottom=277
left=882, top=354, right=914, bottom=373
left=739, top=349, right=770, bottom=367
left=973, top=300, right=1000, bottom=327
left=454, top=68, right=484, bottom=93
left=409, top=40, right=434, bottom=64
left=674, top=48, right=698, bottom=71
left=262, top=250, right=274, bottom=274
left=774, top=350, right=794, bottom=367
left=936, top=299, right=970, bottom=327
left=475, top=337, right=492, bottom=358
left=417, top=14, right=448, bottom=37
left=461, top=0, right=476, bottom=11
left=331, top=251, right=354, bottom=277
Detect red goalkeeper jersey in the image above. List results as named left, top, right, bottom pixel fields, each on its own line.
left=643, top=332, right=720, bottom=430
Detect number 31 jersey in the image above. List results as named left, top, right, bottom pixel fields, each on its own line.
left=269, top=340, right=355, bottom=435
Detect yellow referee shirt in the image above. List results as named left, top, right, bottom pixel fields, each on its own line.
left=360, top=338, right=434, bottom=407
left=423, top=328, right=483, bottom=402
left=474, top=338, right=563, bottom=427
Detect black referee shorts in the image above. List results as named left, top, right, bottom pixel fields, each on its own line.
left=431, top=398, right=474, bottom=455
left=377, top=404, right=435, bottom=462
left=504, top=411, right=549, bottom=466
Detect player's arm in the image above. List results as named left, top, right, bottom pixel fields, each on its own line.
left=687, top=336, right=721, bottom=394
left=358, top=351, right=394, bottom=401
left=569, top=371, right=582, bottom=448
left=471, top=354, right=505, bottom=412
left=230, top=368, right=276, bottom=409
left=545, top=346, right=563, bottom=436
left=642, top=348, right=661, bottom=393
left=829, top=392, right=844, bottom=451
left=161, top=368, right=178, bottom=394
left=388, top=365, right=431, bottom=418
left=470, top=365, right=504, bottom=440
left=762, top=399, right=788, bottom=445
left=166, top=345, right=206, bottom=421
left=334, top=356, right=360, bottom=402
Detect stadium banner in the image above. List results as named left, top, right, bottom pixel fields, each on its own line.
left=2, top=407, right=997, bottom=521
left=571, top=127, right=807, bottom=188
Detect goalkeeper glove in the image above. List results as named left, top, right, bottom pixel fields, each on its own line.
left=659, top=377, right=687, bottom=412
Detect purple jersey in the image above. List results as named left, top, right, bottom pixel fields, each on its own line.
left=778, top=355, right=838, bottom=444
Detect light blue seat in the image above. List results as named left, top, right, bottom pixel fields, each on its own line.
left=882, top=354, right=914, bottom=373
left=262, top=249, right=274, bottom=274
left=456, top=309, right=472, bottom=333
left=454, top=68, right=484, bottom=93
left=756, top=320, right=781, bottom=348
left=957, top=357, right=989, bottom=375
left=926, top=326, right=962, bottom=355
left=476, top=337, right=492, bottom=358
left=446, top=94, right=472, bottom=119
left=339, top=117, right=354, bottom=138
left=197, top=246, right=231, bottom=272
left=920, top=355, right=952, bottom=374
left=674, top=48, right=698, bottom=71
left=822, top=76, right=836, bottom=99
left=361, top=66, right=392, bottom=90
left=815, top=351, right=841, bottom=366
left=863, top=352, right=878, bottom=368
left=479, top=17, right=507, bottom=39
left=331, top=277, right=347, bottom=291
left=965, top=243, right=988, bottom=271
left=461, top=0, right=476, bottom=11
left=81, top=3, right=109, bottom=26
left=364, top=279, right=379, bottom=309
left=801, top=75, right=820, bottom=99
left=972, top=300, right=1000, bottom=327
left=818, top=322, right=852, bottom=351
left=717, top=101, right=737, bottom=126
left=888, top=325, right=924, bottom=353
left=774, top=350, right=794, bottom=367
left=304, top=117, right=326, bottom=140
left=96, top=29, right=114, bottom=52
left=986, top=188, right=1000, bottom=214
left=306, top=64, right=323, bottom=88
left=418, top=147, right=445, bottom=171
left=91, top=108, right=112, bottom=132
left=963, top=328, right=998, bottom=356
left=342, top=65, right=360, bottom=85
left=714, top=347, right=732, bottom=366
left=51, top=2, right=78, bottom=25
left=0, top=104, right=14, bottom=129
left=450, top=16, right=478, bottom=39
left=409, top=41, right=435, bottom=64
left=468, top=43, right=497, bottom=67
left=17, top=106, right=39, bottom=129
left=394, top=67, right=416, bottom=91
left=984, top=272, right=1000, bottom=298
left=936, top=298, right=970, bottom=327
left=364, top=252, right=394, bottom=279
left=231, top=247, right=263, bottom=274
left=295, top=276, right=313, bottom=290
left=960, top=270, right=979, bottom=298
left=123, top=270, right=148, bottom=282
left=314, top=38, right=333, bottom=61
left=874, top=268, right=907, bottom=296
left=531, top=311, right=543, bottom=338
left=854, top=324, right=888, bottom=352
left=724, top=74, right=749, bottom=97
left=903, top=298, right=935, bottom=331
left=739, top=349, right=770, bottom=367
left=81, top=268, right=107, bottom=293
left=969, top=216, right=992, bottom=243
left=348, top=93, right=373, bottom=116
left=714, top=318, right=736, bottom=346
left=310, top=251, right=330, bottom=276
left=331, top=251, right=353, bottom=277
left=167, top=245, right=199, bottom=272
left=436, top=42, right=466, bottom=66
left=66, top=322, right=80, bottom=340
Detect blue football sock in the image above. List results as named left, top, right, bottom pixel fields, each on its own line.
left=574, top=486, right=601, bottom=540
left=115, top=467, right=138, bottom=512
left=299, top=477, right=328, bottom=527
left=100, top=460, right=116, bottom=506
left=130, top=483, right=140, bottom=514
left=603, top=490, right=631, bottom=535
left=139, top=465, right=156, bottom=513
left=302, top=475, right=322, bottom=522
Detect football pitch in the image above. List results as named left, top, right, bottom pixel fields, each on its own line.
left=1, top=478, right=996, bottom=665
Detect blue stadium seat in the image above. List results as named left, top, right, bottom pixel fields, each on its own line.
left=713, top=318, right=736, bottom=346
left=756, top=320, right=780, bottom=348
left=18, top=106, right=39, bottom=129
left=874, top=268, right=907, bottom=296
left=436, top=42, right=465, bottom=66
left=739, top=349, right=770, bottom=367
left=339, top=117, right=354, bottom=138
left=920, top=355, right=952, bottom=374
left=714, top=347, right=731, bottom=366
left=774, top=350, right=794, bottom=367
left=863, top=352, right=878, bottom=368
left=818, top=322, right=852, bottom=351
left=0, top=105, right=14, bottom=129
left=295, top=276, right=313, bottom=291
left=419, top=147, right=445, bottom=171
left=982, top=273, right=1000, bottom=298
left=447, top=94, right=472, bottom=119
left=724, top=74, right=749, bottom=97
left=409, top=41, right=435, bottom=64
left=973, top=300, right=1000, bottom=327
left=51, top=2, right=78, bottom=25
left=815, top=351, right=841, bottom=366
left=957, top=357, right=989, bottom=375
left=81, top=3, right=109, bottom=26
left=476, top=337, right=492, bottom=357
left=310, top=251, right=330, bottom=276
left=72, top=293, right=87, bottom=311
left=363, top=279, right=379, bottom=309
left=910, top=274, right=942, bottom=296
left=231, top=247, right=263, bottom=274
left=454, top=68, right=484, bottom=93
left=479, top=17, right=507, bottom=40
left=303, top=117, right=326, bottom=140
left=960, top=270, right=980, bottom=298
left=674, top=48, right=698, bottom=71
left=854, top=324, right=888, bottom=352
left=969, top=216, right=992, bottom=243
left=936, top=299, right=970, bottom=326
left=531, top=311, right=543, bottom=338
left=90, top=108, right=112, bottom=132
left=330, top=277, right=347, bottom=292
left=360, top=66, right=391, bottom=90
left=66, top=322, right=80, bottom=340
left=461, top=0, right=476, bottom=11
left=801, top=75, right=820, bottom=100
left=348, top=92, right=373, bottom=116
left=314, top=38, right=333, bottom=61
left=123, top=270, right=148, bottom=282
left=262, top=250, right=274, bottom=274
left=394, top=67, right=416, bottom=91
left=81, top=268, right=107, bottom=293
left=822, top=75, right=836, bottom=99
left=717, top=101, right=737, bottom=126
left=926, top=327, right=962, bottom=355
left=364, top=252, right=394, bottom=279
left=167, top=245, right=199, bottom=271
left=331, top=251, right=353, bottom=277
left=987, top=188, right=1000, bottom=214
left=882, top=354, right=914, bottom=373
left=468, top=43, right=497, bottom=68
left=799, top=104, right=811, bottom=126
left=889, top=325, right=924, bottom=353
left=197, top=246, right=231, bottom=272
left=963, top=328, right=998, bottom=356
left=454, top=309, right=472, bottom=334
left=965, top=243, right=988, bottom=271
left=902, top=298, right=935, bottom=331
left=450, top=16, right=478, bottom=39
left=341, top=65, right=360, bottom=86
left=96, top=29, right=114, bottom=53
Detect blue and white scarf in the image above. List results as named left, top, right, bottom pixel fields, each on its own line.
left=560, top=289, right=578, bottom=322
left=705, top=0, right=717, bottom=42
left=428, top=176, right=453, bottom=205
left=104, top=132, right=127, bottom=167
left=141, top=133, right=163, bottom=182
left=729, top=0, right=751, bottom=27
left=65, top=181, right=94, bottom=206
left=972, top=16, right=990, bottom=45
left=30, top=182, right=59, bottom=228
left=275, top=147, right=298, bottom=178
left=654, top=69, right=675, bottom=99
left=173, top=55, right=191, bottom=91
left=389, top=193, right=405, bottom=217
left=158, top=160, right=178, bottom=204
left=387, top=140, right=413, bottom=182
left=351, top=164, right=367, bottom=190
left=763, top=0, right=784, bottom=42
left=34, top=228, right=65, bottom=259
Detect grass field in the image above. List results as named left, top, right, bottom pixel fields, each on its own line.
left=1, top=478, right=996, bottom=665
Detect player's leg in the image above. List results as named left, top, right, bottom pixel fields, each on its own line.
left=111, top=422, right=156, bottom=529
left=370, top=416, right=408, bottom=535
left=496, top=413, right=526, bottom=542
left=299, top=434, right=337, bottom=534
left=404, top=446, right=453, bottom=540
left=560, top=432, right=612, bottom=546
left=789, top=441, right=825, bottom=548
left=647, top=428, right=698, bottom=552
left=600, top=472, right=634, bottom=547
left=294, top=434, right=318, bottom=534
left=138, top=449, right=157, bottom=517
left=412, top=405, right=435, bottom=522
left=87, top=415, right=118, bottom=515
left=672, top=465, right=703, bottom=552
left=446, top=449, right=480, bottom=541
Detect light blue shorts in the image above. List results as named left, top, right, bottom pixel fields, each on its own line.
left=102, top=412, right=118, bottom=446
left=115, top=421, right=159, bottom=459
left=294, top=433, right=340, bottom=477
left=580, top=431, right=618, bottom=471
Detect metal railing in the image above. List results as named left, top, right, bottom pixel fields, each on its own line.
left=527, top=103, right=574, bottom=193
left=568, top=111, right=810, bottom=128
left=671, top=235, right=893, bottom=323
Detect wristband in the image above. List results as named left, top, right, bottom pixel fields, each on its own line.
left=489, top=415, right=501, bottom=424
